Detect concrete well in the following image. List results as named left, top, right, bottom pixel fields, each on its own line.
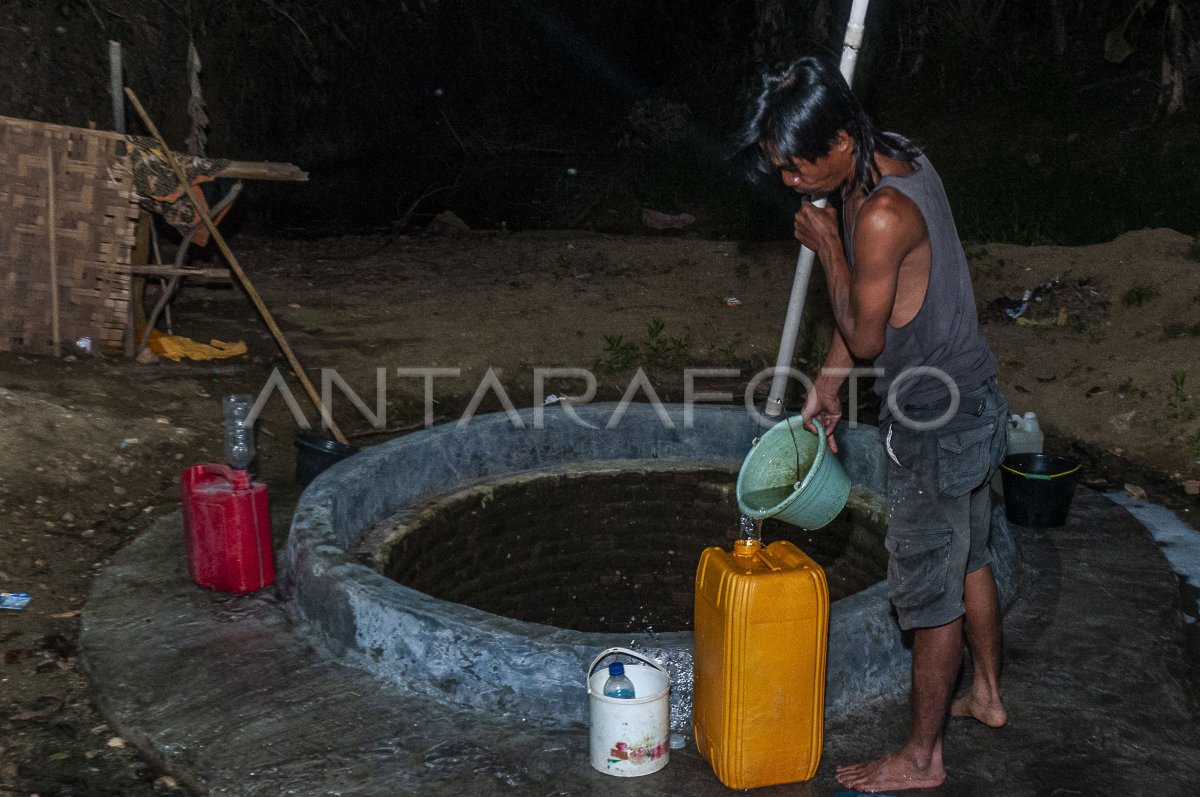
left=283, top=403, right=1019, bottom=731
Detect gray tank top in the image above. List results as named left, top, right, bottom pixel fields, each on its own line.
left=846, top=152, right=997, bottom=421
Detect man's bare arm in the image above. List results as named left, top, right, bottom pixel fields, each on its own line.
left=795, top=189, right=925, bottom=360
left=801, top=327, right=854, bottom=453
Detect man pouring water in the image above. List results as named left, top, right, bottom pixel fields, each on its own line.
left=738, top=57, right=1009, bottom=792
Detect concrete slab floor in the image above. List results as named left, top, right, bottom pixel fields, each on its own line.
left=80, top=488, right=1200, bottom=796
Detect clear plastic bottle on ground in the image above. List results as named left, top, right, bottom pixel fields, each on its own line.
left=222, top=394, right=255, bottom=470
left=603, top=662, right=635, bottom=699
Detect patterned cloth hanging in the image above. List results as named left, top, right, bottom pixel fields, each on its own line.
left=127, top=136, right=230, bottom=245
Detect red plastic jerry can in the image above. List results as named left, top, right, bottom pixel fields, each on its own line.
left=180, top=464, right=274, bottom=593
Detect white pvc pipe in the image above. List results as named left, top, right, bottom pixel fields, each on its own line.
left=764, top=0, right=872, bottom=417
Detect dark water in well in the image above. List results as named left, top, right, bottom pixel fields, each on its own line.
left=374, top=469, right=887, bottom=634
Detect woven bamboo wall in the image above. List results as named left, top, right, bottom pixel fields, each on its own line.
left=0, top=116, right=138, bottom=355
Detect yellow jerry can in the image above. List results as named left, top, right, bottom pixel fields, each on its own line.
left=692, top=538, right=830, bottom=789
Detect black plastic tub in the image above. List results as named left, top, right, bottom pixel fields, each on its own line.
left=1000, top=453, right=1081, bottom=527
left=295, top=433, right=358, bottom=486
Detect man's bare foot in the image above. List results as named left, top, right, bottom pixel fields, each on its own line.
left=836, top=749, right=946, bottom=792
left=950, top=691, right=1007, bottom=728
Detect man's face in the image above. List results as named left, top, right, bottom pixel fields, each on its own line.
left=768, top=130, right=854, bottom=197
left=776, top=155, right=835, bottom=196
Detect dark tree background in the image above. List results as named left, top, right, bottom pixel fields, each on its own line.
left=2, top=0, right=1196, bottom=242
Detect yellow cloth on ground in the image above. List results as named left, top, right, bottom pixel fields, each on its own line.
left=146, top=329, right=247, bottom=362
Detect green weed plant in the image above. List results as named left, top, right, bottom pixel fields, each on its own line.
left=1122, top=284, right=1160, bottom=307
left=598, top=318, right=691, bottom=372
left=1169, top=371, right=1194, bottom=421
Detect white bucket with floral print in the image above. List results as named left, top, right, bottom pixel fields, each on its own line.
left=587, top=647, right=671, bottom=776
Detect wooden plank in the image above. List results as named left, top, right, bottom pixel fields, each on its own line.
left=128, top=210, right=150, bottom=356
left=130, top=265, right=231, bottom=281
left=219, top=160, right=309, bottom=182
left=46, top=144, right=62, bottom=356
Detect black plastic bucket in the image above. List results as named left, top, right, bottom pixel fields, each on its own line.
left=294, top=433, right=358, bottom=486
left=1000, top=453, right=1081, bottom=527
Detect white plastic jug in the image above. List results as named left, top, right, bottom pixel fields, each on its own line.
left=993, top=412, right=1044, bottom=493
left=1009, top=412, right=1044, bottom=456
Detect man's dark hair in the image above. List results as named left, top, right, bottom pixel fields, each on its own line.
left=737, top=56, right=921, bottom=194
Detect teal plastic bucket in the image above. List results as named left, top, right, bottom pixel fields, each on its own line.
left=736, top=416, right=851, bottom=530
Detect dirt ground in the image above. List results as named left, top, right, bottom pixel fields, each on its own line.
left=1, top=227, right=1198, bottom=794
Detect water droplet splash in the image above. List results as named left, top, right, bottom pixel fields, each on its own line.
left=738, top=514, right=762, bottom=543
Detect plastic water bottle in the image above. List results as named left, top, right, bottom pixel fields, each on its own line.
left=603, top=662, right=635, bottom=699
left=223, top=394, right=255, bottom=470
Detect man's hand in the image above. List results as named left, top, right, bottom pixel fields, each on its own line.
left=800, top=388, right=842, bottom=455
left=792, top=200, right=841, bottom=260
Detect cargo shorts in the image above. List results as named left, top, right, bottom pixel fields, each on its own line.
left=881, top=377, right=1008, bottom=631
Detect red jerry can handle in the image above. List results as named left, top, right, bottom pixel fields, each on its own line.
left=188, top=463, right=252, bottom=491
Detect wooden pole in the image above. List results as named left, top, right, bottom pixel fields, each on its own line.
left=109, top=41, right=125, bottom=133
left=127, top=211, right=150, bottom=357
left=46, top=145, right=62, bottom=357
left=123, top=87, right=349, bottom=445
